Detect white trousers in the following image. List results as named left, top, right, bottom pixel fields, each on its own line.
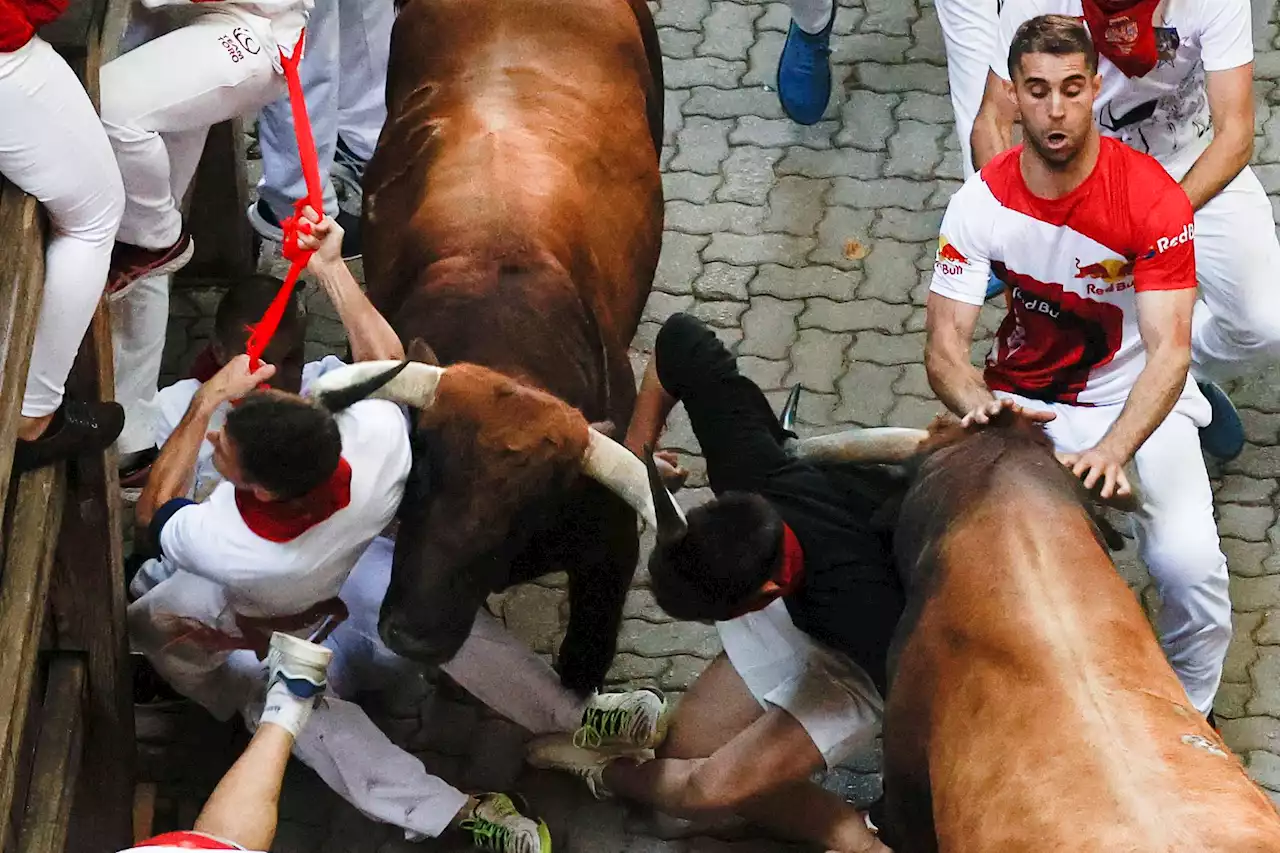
left=103, top=10, right=286, bottom=451
left=997, top=391, right=1230, bottom=716
left=1158, top=143, right=1280, bottom=383
left=0, top=37, right=124, bottom=417
left=256, top=0, right=394, bottom=217
left=934, top=0, right=998, bottom=178
left=128, top=537, right=585, bottom=839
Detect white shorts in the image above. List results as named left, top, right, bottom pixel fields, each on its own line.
left=716, top=598, right=883, bottom=768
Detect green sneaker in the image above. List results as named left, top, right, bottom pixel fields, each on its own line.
left=460, top=793, right=551, bottom=853
left=527, top=734, right=616, bottom=801
left=573, top=688, right=670, bottom=753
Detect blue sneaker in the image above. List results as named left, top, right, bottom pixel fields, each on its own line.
left=1197, top=381, right=1245, bottom=461
left=777, top=7, right=835, bottom=126
left=985, top=270, right=1005, bottom=301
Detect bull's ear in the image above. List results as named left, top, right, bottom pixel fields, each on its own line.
left=407, top=338, right=440, bottom=366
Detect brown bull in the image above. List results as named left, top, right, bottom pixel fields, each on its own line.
left=802, top=414, right=1280, bottom=852
left=313, top=0, right=666, bottom=692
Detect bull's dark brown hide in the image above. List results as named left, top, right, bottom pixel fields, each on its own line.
left=356, top=0, right=664, bottom=691
left=879, top=411, right=1280, bottom=852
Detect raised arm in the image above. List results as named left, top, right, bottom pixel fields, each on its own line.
left=970, top=70, right=1019, bottom=171
left=299, top=207, right=406, bottom=363
left=1180, top=63, right=1254, bottom=211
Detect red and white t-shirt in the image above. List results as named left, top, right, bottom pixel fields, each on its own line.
left=994, top=0, right=1253, bottom=162
left=930, top=137, right=1196, bottom=406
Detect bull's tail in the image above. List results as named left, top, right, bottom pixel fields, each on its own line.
left=314, top=360, right=411, bottom=412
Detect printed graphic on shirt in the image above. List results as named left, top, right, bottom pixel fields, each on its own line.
left=988, top=266, right=1126, bottom=403
left=935, top=235, right=971, bottom=275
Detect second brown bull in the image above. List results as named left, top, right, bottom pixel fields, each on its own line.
left=310, top=0, right=666, bottom=693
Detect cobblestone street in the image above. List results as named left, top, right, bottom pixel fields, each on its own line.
left=141, top=0, right=1280, bottom=848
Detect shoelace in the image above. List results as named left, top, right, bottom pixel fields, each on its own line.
left=462, top=799, right=531, bottom=853
left=574, top=704, right=642, bottom=749
left=63, top=404, right=99, bottom=430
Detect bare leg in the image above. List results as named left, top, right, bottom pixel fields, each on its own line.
left=192, top=723, right=295, bottom=850
left=605, top=654, right=887, bottom=853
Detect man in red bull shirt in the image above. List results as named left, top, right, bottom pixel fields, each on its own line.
left=972, top=0, right=1270, bottom=461
left=924, top=16, right=1229, bottom=724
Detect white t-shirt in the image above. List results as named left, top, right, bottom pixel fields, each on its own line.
left=149, top=361, right=411, bottom=619
left=994, top=0, right=1253, bottom=161
left=930, top=138, right=1198, bottom=406
left=152, top=355, right=346, bottom=503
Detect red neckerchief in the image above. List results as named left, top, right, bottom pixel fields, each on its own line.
left=235, top=457, right=352, bottom=543
left=1082, top=0, right=1161, bottom=78
left=187, top=345, right=221, bottom=382
left=727, top=524, right=806, bottom=619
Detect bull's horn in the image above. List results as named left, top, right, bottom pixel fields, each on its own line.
left=787, top=427, right=930, bottom=464
left=308, top=360, right=445, bottom=411
left=580, top=429, right=660, bottom=530
left=778, top=384, right=801, bottom=434
left=643, top=444, right=688, bottom=546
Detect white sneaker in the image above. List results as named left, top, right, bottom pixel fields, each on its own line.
left=527, top=733, right=621, bottom=801
left=265, top=631, right=332, bottom=700
left=574, top=688, right=670, bottom=753
left=460, top=793, right=551, bottom=853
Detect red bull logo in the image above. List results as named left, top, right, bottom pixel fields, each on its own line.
left=935, top=236, right=969, bottom=275
left=1075, top=256, right=1136, bottom=295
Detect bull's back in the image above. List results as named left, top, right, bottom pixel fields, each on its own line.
left=888, top=466, right=1280, bottom=852
left=363, top=0, right=663, bottom=347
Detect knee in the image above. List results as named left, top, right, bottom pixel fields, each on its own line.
left=681, top=760, right=751, bottom=813
left=1141, top=523, right=1228, bottom=602
left=1218, top=293, right=1280, bottom=355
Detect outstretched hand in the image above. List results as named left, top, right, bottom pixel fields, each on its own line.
left=960, top=396, right=1056, bottom=429
left=1057, top=445, right=1132, bottom=501
left=654, top=450, right=689, bottom=492
left=196, top=354, right=276, bottom=408
left=296, top=205, right=345, bottom=273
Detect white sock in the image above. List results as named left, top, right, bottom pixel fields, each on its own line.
left=258, top=680, right=316, bottom=737
left=790, top=0, right=834, bottom=34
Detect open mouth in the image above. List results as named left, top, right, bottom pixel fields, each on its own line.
left=1045, top=131, right=1069, bottom=147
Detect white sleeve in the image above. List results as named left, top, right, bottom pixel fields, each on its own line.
left=152, top=380, right=202, bottom=448
left=1199, top=0, right=1253, bottom=72
left=929, top=178, right=996, bottom=307
left=299, top=355, right=350, bottom=395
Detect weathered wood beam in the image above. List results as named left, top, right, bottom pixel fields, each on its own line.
left=16, top=655, right=87, bottom=853
left=0, top=467, right=68, bottom=848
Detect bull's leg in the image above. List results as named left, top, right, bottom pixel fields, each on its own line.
left=556, top=488, right=639, bottom=694
left=881, top=689, right=937, bottom=853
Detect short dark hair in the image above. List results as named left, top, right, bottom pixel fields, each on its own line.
left=215, top=275, right=303, bottom=353
left=1008, top=14, right=1098, bottom=80
left=223, top=391, right=341, bottom=499
left=648, top=492, right=784, bottom=621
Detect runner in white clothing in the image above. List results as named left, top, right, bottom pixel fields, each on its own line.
left=102, top=0, right=316, bottom=472
left=925, top=15, right=1230, bottom=720
left=128, top=211, right=671, bottom=851
left=972, top=0, right=1273, bottom=460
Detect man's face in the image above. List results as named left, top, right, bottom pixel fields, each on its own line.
left=1006, top=52, right=1101, bottom=169
left=208, top=427, right=252, bottom=490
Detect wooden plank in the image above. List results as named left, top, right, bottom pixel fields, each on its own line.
left=0, top=182, right=48, bottom=523
left=50, top=305, right=134, bottom=853
left=131, top=784, right=156, bottom=845
left=175, top=119, right=256, bottom=285
left=16, top=656, right=86, bottom=853
left=0, top=468, right=67, bottom=850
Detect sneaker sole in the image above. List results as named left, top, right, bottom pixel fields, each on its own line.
left=270, top=632, right=334, bottom=669
left=108, top=239, right=196, bottom=303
